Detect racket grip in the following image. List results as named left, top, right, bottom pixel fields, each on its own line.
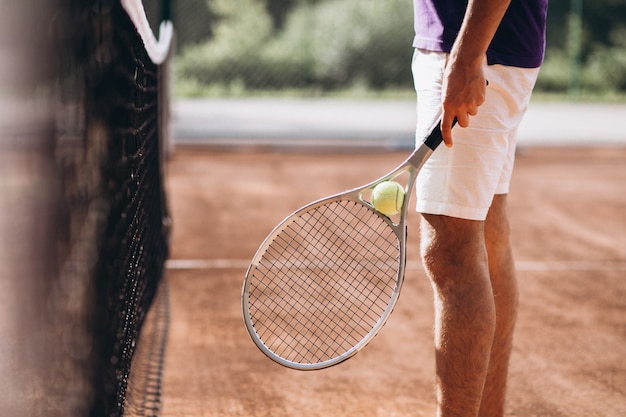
left=423, top=118, right=458, bottom=151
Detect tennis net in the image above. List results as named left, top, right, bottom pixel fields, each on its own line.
left=0, top=1, right=173, bottom=416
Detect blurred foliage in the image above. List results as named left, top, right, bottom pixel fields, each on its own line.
left=175, top=0, right=413, bottom=96
left=172, top=0, right=626, bottom=98
left=535, top=0, right=626, bottom=98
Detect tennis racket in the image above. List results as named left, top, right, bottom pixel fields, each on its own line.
left=242, top=119, right=449, bottom=370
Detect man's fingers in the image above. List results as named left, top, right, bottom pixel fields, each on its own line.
left=441, top=114, right=456, bottom=147
left=439, top=80, right=488, bottom=147
left=441, top=114, right=463, bottom=147
left=455, top=112, right=470, bottom=128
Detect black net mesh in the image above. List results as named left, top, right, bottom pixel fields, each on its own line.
left=0, top=1, right=172, bottom=416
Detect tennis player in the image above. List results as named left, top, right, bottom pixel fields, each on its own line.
left=411, top=0, right=547, bottom=416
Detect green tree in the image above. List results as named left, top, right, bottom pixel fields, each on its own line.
left=538, top=0, right=626, bottom=96
left=174, top=0, right=626, bottom=97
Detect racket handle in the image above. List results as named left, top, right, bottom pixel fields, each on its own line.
left=423, top=118, right=458, bottom=151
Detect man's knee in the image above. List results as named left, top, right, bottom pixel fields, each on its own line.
left=419, top=214, right=488, bottom=289
left=485, top=194, right=512, bottom=251
left=420, top=214, right=485, bottom=257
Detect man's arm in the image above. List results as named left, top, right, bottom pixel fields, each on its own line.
left=441, top=0, right=511, bottom=146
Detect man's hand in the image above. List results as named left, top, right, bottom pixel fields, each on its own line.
left=440, top=57, right=487, bottom=147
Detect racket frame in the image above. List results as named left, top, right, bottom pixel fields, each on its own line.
left=242, top=120, right=446, bottom=370
left=241, top=143, right=437, bottom=370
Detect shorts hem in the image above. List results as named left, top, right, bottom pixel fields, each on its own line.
left=416, top=201, right=488, bottom=221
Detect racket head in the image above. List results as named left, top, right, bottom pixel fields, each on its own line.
left=242, top=192, right=408, bottom=370
left=242, top=142, right=437, bottom=370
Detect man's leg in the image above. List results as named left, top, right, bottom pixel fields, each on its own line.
left=478, top=194, right=518, bottom=417
left=420, top=194, right=518, bottom=417
left=420, top=214, right=496, bottom=417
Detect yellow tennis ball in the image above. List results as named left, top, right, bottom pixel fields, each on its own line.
left=371, top=181, right=405, bottom=216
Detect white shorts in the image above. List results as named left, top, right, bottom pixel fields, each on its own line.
left=412, top=49, right=540, bottom=221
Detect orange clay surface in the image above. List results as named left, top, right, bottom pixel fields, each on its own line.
left=161, top=146, right=626, bottom=417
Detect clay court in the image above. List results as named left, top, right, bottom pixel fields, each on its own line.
left=159, top=143, right=625, bottom=417
left=2, top=3, right=623, bottom=415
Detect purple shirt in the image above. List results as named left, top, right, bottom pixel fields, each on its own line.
left=413, top=0, right=548, bottom=68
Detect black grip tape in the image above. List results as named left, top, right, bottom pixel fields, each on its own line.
left=423, top=118, right=458, bottom=151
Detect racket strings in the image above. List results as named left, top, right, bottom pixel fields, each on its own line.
left=247, top=200, right=401, bottom=365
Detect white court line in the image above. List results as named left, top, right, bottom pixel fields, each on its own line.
left=166, top=259, right=626, bottom=272
left=515, top=260, right=626, bottom=271
left=167, top=259, right=249, bottom=269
